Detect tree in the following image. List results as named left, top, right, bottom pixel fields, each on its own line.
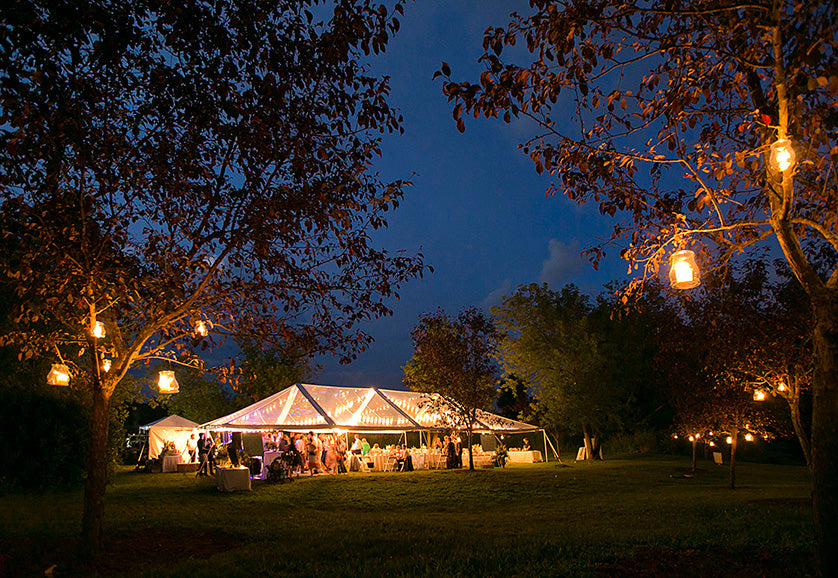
left=0, top=0, right=426, bottom=563
left=403, top=307, right=501, bottom=471
left=438, top=1, right=837, bottom=571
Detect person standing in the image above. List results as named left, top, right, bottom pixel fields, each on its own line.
left=197, top=432, right=215, bottom=476
left=186, top=432, right=198, bottom=463
left=445, top=435, right=456, bottom=469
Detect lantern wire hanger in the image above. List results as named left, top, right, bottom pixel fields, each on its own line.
left=47, top=344, right=71, bottom=386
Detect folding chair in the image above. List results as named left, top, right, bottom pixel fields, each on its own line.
left=383, top=454, right=398, bottom=472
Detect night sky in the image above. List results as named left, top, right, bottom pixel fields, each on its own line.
left=318, top=1, right=628, bottom=388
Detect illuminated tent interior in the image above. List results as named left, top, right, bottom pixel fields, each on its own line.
left=201, top=383, right=538, bottom=435
left=140, top=414, right=200, bottom=461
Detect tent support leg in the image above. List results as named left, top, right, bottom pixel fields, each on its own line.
left=544, top=430, right=561, bottom=462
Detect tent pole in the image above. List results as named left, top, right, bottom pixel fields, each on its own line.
left=543, top=429, right=549, bottom=463
left=543, top=429, right=561, bottom=461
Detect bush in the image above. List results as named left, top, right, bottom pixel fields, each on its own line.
left=0, top=386, right=90, bottom=490
left=604, top=430, right=661, bottom=456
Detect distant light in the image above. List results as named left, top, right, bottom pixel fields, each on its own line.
left=47, top=364, right=70, bottom=386
left=92, top=321, right=106, bottom=339
left=726, top=436, right=733, bottom=444
left=745, top=433, right=754, bottom=442
left=688, top=435, right=695, bottom=442
left=195, top=320, right=208, bottom=337
left=778, top=383, right=786, bottom=392
left=754, top=390, right=766, bottom=401
left=709, top=441, right=716, bottom=447
left=102, top=359, right=112, bottom=373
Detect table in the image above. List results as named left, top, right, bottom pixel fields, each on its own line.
left=462, top=452, right=493, bottom=468
left=507, top=450, right=543, bottom=463
left=162, top=454, right=181, bottom=473
left=215, top=466, right=251, bottom=492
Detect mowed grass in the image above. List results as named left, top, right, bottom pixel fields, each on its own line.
left=0, top=455, right=814, bottom=576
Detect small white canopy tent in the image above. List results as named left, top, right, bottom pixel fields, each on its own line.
left=140, top=414, right=199, bottom=461
left=202, top=383, right=538, bottom=435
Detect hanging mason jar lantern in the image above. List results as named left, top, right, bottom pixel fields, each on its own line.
left=195, top=320, right=208, bottom=337
left=769, top=138, right=796, bottom=173
left=92, top=321, right=106, bottom=339
left=668, top=250, right=701, bottom=289
left=47, top=363, right=71, bottom=386
left=158, top=370, right=179, bottom=393
left=753, top=389, right=766, bottom=401
left=102, top=358, right=112, bottom=373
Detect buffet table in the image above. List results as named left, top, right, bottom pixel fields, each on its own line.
left=462, top=452, right=493, bottom=468
left=216, top=466, right=251, bottom=492
left=507, top=450, right=543, bottom=463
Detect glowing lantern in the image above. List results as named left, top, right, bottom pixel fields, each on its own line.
left=744, top=433, right=754, bottom=442
left=47, top=364, right=70, bottom=386
left=769, top=139, right=796, bottom=173
left=195, top=320, right=208, bottom=337
left=92, top=321, right=106, bottom=339
left=709, top=441, right=716, bottom=447
left=158, top=370, right=179, bottom=393
left=725, top=436, right=733, bottom=444
left=753, top=390, right=766, bottom=401
left=102, top=359, right=112, bottom=373
left=688, top=435, right=695, bottom=442
left=669, top=250, right=701, bottom=289
left=778, top=382, right=786, bottom=392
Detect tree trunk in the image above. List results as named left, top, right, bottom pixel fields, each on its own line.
left=729, top=426, right=738, bottom=490
left=466, top=429, right=474, bottom=471
left=81, top=381, right=111, bottom=564
left=581, top=425, right=601, bottom=460
left=788, top=379, right=812, bottom=471
left=691, top=438, right=697, bottom=473
left=810, top=291, right=838, bottom=576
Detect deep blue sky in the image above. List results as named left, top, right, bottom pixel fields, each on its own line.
left=317, top=1, right=627, bottom=388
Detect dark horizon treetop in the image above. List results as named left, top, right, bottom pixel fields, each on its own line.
left=0, top=0, right=426, bottom=563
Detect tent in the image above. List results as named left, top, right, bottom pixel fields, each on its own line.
left=140, top=415, right=200, bottom=461
left=202, top=383, right=538, bottom=435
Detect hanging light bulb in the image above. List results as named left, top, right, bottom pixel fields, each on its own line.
left=744, top=433, right=754, bottom=442
left=769, top=138, right=796, bottom=173
left=47, top=364, right=70, bottom=386
left=158, top=370, right=179, bottom=394
left=669, top=250, right=701, bottom=289
left=102, top=359, right=112, bottom=373
left=753, top=390, right=766, bottom=401
left=92, top=321, right=106, bottom=339
left=195, top=320, right=208, bottom=337
left=726, top=436, right=733, bottom=444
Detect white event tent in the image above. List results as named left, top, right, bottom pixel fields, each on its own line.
left=201, top=383, right=539, bottom=437
left=140, top=414, right=199, bottom=461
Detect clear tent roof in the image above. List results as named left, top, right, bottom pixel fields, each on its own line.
left=202, top=383, right=538, bottom=433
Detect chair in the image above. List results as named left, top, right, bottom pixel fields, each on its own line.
left=383, top=454, right=398, bottom=472
left=356, top=455, right=371, bottom=473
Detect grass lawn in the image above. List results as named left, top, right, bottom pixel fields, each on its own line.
left=0, top=455, right=814, bottom=576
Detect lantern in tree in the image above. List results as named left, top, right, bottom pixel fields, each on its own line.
left=753, top=389, right=767, bottom=401
left=769, top=138, right=796, bottom=173
left=92, top=321, right=106, bottom=339
left=195, top=320, right=208, bottom=337
left=47, top=364, right=70, bottom=386
left=158, top=370, right=179, bottom=394
left=669, top=250, right=701, bottom=289
left=102, top=359, right=111, bottom=373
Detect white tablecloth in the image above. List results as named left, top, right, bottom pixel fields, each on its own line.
left=462, top=452, right=493, bottom=468
left=162, top=454, right=181, bottom=473
left=215, top=466, right=251, bottom=491
left=507, top=450, right=543, bottom=463
left=262, top=451, right=283, bottom=478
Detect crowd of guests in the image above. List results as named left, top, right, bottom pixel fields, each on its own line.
left=182, top=430, right=478, bottom=478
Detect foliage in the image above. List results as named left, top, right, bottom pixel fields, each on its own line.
left=0, top=0, right=426, bottom=559
left=403, top=307, right=501, bottom=469
left=492, top=443, right=509, bottom=467
left=0, top=384, right=89, bottom=490
left=492, top=283, right=667, bottom=456
left=232, top=337, right=317, bottom=402
left=438, top=1, right=836, bottom=569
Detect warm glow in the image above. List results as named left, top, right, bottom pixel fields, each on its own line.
left=753, top=390, right=766, bottom=401
left=92, top=321, right=106, bottom=339
left=709, top=441, right=716, bottom=447
left=102, top=359, right=112, bottom=373
left=745, top=433, right=754, bottom=442
left=769, top=139, right=796, bottom=172
left=47, top=364, right=70, bottom=386
left=669, top=250, right=701, bottom=289
left=726, top=436, right=733, bottom=444
left=195, top=320, right=208, bottom=337
left=158, top=370, right=179, bottom=393
left=778, top=382, right=786, bottom=392
left=688, top=435, right=695, bottom=442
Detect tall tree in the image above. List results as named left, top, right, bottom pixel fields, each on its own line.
left=0, top=0, right=426, bottom=563
left=493, top=284, right=619, bottom=459
left=438, top=1, right=837, bottom=571
left=403, top=307, right=501, bottom=471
